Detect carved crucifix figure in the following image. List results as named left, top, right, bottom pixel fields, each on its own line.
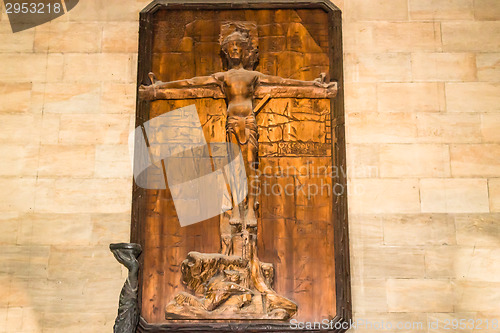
left=139, top=21, right=336, bottom=250
left=138, top=21, right=337, bottom=320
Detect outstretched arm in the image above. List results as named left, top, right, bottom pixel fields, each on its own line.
left=256, top=72, right=337, bottom=99
left=139, top=72, right=225, bottom=101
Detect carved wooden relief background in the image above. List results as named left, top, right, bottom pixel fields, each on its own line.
left=139, top=7, right=338, bottom=325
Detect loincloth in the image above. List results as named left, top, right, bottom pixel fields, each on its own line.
left=226, top=115, right=259, bottom=148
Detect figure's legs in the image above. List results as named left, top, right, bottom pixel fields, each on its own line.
left=227, top=132, right=242, bottom=225
left=245, top=142, right=258, bottom=227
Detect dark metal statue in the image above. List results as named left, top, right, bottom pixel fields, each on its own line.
left=110, top=243, right=142, bottom=333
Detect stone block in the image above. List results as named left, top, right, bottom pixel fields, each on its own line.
left=344, top=22, right=441, bottom=53
left=442, top=22, right=500, bottom=52
left=420, top=179, right=489, bottom=213
left=0, top=83, right=32, bottom=112
left=379, top=144, right=450, bottom=178
left=455, top=213, right=500, bottom=246
left=377, top=83, right=445, bottom=113
left=38, top=145, right=95, bottom=177
left=348, top=179, right=420, bottom=214
left=345, top=53, right=412, bottom=82
left=446, top=83, right=500, bottom=113
left=102, top=22, right=139, bottom=53
left=59, top=114, right=130, bottom=144
left=450, top=144, right=500, bottom=177
left=474, top=0, right=500, bottom=20
left=352, top=246, right=425, bottom=278
left=344, top=83, right=377, bottom=113
left=345, top=0, right=408, bottom=21
left=454, top=281, right=500, bottom=312
left=17, top=213, right=92, bottom=246
left=383, top=214, right=456, bottom=246
left=417, top=113, right=482, bottom=143
left=489, top=179, right=500, bottom=212
left=34, top=22, right=102, bottom=53
left=412, top=53, right=477, bottom=82
left=35, top=178, right=131, bottom=214
left=409, top=0, right=473, bottom=20
left=346, top=112, right=417, bottom=144
left=477, top=53, right=500, bottom=82
left=0, top=144, right=39, bottom=177
left=387, top=279, right=453, bottom=312
left=63, top=53, right=133, bottom=82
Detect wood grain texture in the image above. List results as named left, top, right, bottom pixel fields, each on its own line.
left=131, top=1, right=350, bottom=331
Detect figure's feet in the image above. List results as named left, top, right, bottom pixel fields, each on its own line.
left=245, top=212, right=257, bottom=227
left=229, top=216, right=242, bottom=226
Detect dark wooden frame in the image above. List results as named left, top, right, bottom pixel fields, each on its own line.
left=130, top=0, right=351, bottom=331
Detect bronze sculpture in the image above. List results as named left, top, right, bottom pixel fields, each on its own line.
left=139, top=21, right=337, bottom=320
left=110, top=243, right=142, bottom=332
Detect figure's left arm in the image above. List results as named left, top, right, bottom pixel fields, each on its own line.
left=256, top=72, right=337, bottom=99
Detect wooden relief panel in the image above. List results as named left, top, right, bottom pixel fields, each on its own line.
left=132, top=1, right=350, bottom=332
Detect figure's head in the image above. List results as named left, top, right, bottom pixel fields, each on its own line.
left=222, top=30, right=249, bottom=62
left=220, top=22, right=259, bottom=70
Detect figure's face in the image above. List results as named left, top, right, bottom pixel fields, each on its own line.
left=226, top=40, right=244, bottom=60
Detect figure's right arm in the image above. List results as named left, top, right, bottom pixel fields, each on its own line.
left=138, top=72, right=225, bottom=101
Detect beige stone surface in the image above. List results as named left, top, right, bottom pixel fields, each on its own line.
left=427, top=313, right=476, bottom=333
left=425, top=246, right=458, bottom=278
left=344, top=0, right=408, bottom=21
left=348, top=215, right=383, bottom=248
left=63, top=53, right=134, bottom=82
left=58, top=114, right=130, bottom=144
left=346, top=144, right=380, bottom=178
left=0, top=54, right=64, bottom=82
left=379, top=144, right=450, bottom=178
left=383, top=214, right=456, bottom=246
left=35, top=178, right=132, bottom=214
left=450, top=144, right=500, bottom=177
left=344, top=83, right=377, bottom=112
left=476, top=53, right=500, bottom=82
left=0, top=83, right=32, bottom=112
left=455, top=214, right=500, bottom=246
left=34, top=22, right=102, bottom=53
left=100, top=83, right=137, bottom=114
left=377, top=82, right=445, bottom=113
left=489, top=179, right=500, bottom=212
left=0, top=144, right=39, bottom=177
left=417, top=113, right=482, bottom=143
left=474, top=0, right=500, bottom=20
left=387, top=279, right=453, bottom=312
left=17, top=214, right=92, bottom=246
left=446, top=83, right=500, bottom=113
left=0, top=23, right=35, bottom=52
left=412, top=53, right=477, bottom=82
left=102, top=22, right=139, bottom=53
left=352, top=246, right=425, bottom=278
left=31, top=83, right=101, bottom=114
left=409, top=0, right=474, bottom=20
left=420, top=179, right=490, bottom=213
left=345, top=53, right=412, bottom=82
left=94, top=144, right=132, bottom=178
left=454, top=281, right=500, bottom=312
left=346, top=112, right=417, bottom=143
left=48, top=246, right=120, bottom=280
left=38, top=145, right=95, bottom=177
left=344, top=22, right=441, bottom=53
left=348, top=179, right=420, bottom=214
left=351, top=279, right=387, bottom=313
left=481, top=114, right=500, bottom=142
left=0, top=178, right=36, bottom=213
left=442, top=22, right=500, bottom=52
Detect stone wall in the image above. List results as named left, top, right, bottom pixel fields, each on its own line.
left=0, top=0, right=499, bottom=332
